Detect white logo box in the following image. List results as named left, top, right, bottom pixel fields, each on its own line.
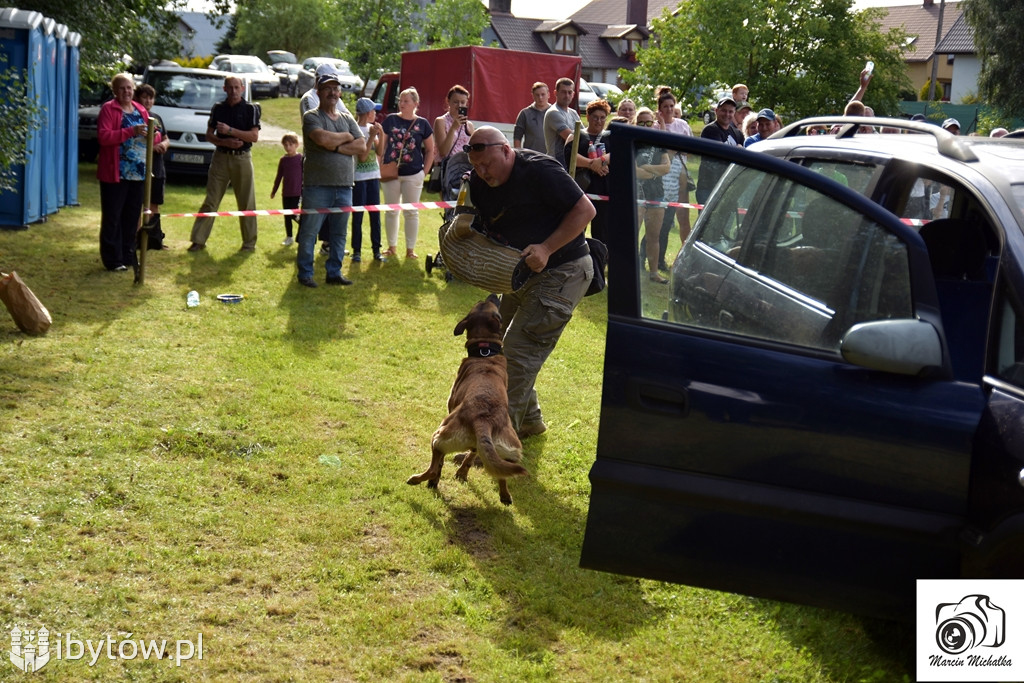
left=917, top=579, right=1024, bottom=682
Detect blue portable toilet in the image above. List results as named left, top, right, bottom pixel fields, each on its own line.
left=54, top=22, right=66, bottom=207
left=0, top=8, right=44, bottom=228
left=65, top=30, right=80, bottom=206
left=39, top=15, right=58, bottom=217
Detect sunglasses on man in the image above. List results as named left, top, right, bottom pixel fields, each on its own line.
left=463, top=142, right=505, bottom=153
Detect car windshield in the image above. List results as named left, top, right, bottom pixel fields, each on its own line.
left=231, top=62, right=265, bottom=74
left=267, top=52, right=296, bottom=65
left=147, top=72, right=226, bottom=111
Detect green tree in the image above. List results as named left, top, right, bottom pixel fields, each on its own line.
left=0, top=58, right=40, bottom=193
left=336, top=0, right=416, bottom=87
left=964, top=0, right=1024, bottom=113
left=423, top=0, right=488, bottom=49
left=625, top=0, right=912, bottom=120
left=230, top=0, right=337, bottom=58
left=16, top=0, right=183, bottom=87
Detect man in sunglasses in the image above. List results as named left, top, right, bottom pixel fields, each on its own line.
left=464, top=126, right=596, bottom=439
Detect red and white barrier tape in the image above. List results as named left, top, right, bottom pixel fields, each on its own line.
left=161, top=195, right=928, bottom=226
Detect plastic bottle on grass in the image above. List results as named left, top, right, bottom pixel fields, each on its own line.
left=186, top=290, right=199, bottom=308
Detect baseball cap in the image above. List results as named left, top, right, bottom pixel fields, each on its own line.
left=717, top=95, right=736, bottom=108
left=315, top=63, right=339, bottom=78
left=356, top=97, right=382, bottom=115
left=910, top=113, right=927, bottom=122
left=736, top=100, right=752, bottom=111
left=942, top=117, right=961, bottom=130
left=756, top=108, right=776, bottom=121
left=316, top=73, right=340, bottom=89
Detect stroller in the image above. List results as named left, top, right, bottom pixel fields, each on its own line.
left=426, top=151, right=474, bottom=282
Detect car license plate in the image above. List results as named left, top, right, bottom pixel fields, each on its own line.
left=172, top=153, right=205, bottom=164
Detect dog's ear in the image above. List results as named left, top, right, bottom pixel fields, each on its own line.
left=485, top=293, right=501, bottom=307
left=454, top=317, right=469, bottom=336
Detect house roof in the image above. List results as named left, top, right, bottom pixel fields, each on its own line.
left=569, top=0, right=681, bottom=26
left=868, top=1, right=963, bottom=63
left=934, top=12, right=975, bottom=54
left=489, top=12, right=642, bottom=74
left=177, top=11, right=229, bottom=58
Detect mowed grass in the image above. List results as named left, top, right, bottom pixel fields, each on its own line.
left=0, top=97, right=911, bottom=682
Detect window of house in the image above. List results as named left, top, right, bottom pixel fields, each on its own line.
left=554, top=33, right=577, bottom=54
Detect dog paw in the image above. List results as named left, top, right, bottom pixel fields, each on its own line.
left=426, top=479, right=438, bottom=489
left=499, top=495, right=513, bottom=506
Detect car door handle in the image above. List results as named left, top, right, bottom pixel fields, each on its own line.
left=629, top=379, right=689, bottom=417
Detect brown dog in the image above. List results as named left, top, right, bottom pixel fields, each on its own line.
left=407, top=294, right=528, bottom=505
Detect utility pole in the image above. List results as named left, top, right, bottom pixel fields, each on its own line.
left=927, top=0, right=946, bottom=101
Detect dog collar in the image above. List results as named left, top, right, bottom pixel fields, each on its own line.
left=467, top=341, right=503, bottom=358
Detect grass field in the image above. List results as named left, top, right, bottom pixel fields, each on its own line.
left=0, top=97, right=911, bottom=681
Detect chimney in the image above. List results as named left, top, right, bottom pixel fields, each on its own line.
left=490, top=0, right=512, bottom=13
left=923, top=0, right=934, bottom=7
left=626, top=0, right=648, bottom=26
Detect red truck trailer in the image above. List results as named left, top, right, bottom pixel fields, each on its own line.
left=369, top=46, right=582, bottom=138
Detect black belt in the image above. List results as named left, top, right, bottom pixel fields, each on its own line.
left=545, top=242, right=590, bottom=270
left=217, top=147, right=250, bottom=155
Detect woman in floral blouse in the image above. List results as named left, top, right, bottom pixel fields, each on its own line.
left=380, top=87, right=435, bottom=259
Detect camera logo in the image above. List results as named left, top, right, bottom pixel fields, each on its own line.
left=935, top=594, right=1005, bottom=655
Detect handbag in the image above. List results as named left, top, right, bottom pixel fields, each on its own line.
left=380, top=160, right=399, bottom=181
left=0, top=271, right=52, bottom=335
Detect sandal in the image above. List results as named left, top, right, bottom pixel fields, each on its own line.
left=406, top=250, right=418, bottom=259
left=649, top=274, right=669, bottom=284
left=382, top=247, right=397, bottom=257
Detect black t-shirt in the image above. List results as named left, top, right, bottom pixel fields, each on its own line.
left=207, top=99, right=261, bottom=152
left=697, top=121, right=743, bottom=192
left=469, top=149, right=586, bottom=255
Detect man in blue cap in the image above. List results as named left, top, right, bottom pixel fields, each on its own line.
left=744, top=108, right=777, bottom=148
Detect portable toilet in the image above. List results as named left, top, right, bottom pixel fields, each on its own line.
left=65, top=30, right=80, bottom=206
left=39, top=15, right=58, bottom=217
left=0, top=7, right=44, bottom=228
left=54, top=22, right=66, bottom=207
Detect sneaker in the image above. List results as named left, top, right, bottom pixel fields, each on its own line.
left=298, top=277, right=317, bottom=288
left=325, top=275, right=353, bottom=286
left=113, top=265, right=128, bottom=272
left=320, top=244, right=330, bottom=255
left=351, top=254, right=361, bottom=263
left=281, top=236, right=294, bottom=246
left=374, top=252, right=386, bottom=262
left=187, top=243, right=205, bottom=252
left=517, top=419, right=548, bottom=439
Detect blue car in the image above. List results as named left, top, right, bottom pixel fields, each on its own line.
left=580, top=118, right=1024, bottom=621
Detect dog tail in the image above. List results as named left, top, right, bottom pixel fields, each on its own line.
left=475, top=428, right=528, bottom=479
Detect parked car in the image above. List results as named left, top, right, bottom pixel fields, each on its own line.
left=142, top=65, right=255, bottom=175
left=266, top=50, right=302, bottom=97
left=576, top=78, right=596, bottom=113
left=581, top=118, right=1024, bottom=622
left=77, top=84, right=111, bottom=162
left=696, top=82, right=732, bottom=123
left=215, top=55, right=280, bottom=99
left=588, top=82, right=624, bottom=108
left=296, top=57, right=363, bottom=96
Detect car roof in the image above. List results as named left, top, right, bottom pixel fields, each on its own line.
left=145, top=65, right=225, bottom=77
left=756, top=116, right=1024, bottom=184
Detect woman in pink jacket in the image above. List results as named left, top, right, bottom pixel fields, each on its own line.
left=96, top=73, right=157, bottom=272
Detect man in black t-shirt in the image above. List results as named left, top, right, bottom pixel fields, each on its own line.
left=188, top=76, right=262, bottom=252
left=696, top=96, right=744, bottom=205
left=467, top=126, right=595, bottom=438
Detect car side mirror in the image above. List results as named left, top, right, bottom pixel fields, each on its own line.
left=840, top=319, right=943, bottom=376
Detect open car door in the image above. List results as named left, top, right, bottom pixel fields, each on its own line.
left=579, top=124, right=985, bottom=621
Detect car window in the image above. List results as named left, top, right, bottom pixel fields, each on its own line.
left=148, top=73, right=225, bottom=110
left=994, top=289, right=1024, bottom=389
left=659, top=149, right=913, bottom=351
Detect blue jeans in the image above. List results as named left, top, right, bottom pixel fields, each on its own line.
left=297, top=185, right=352, bottom=281
left=351, top=178, right=381, bottom=254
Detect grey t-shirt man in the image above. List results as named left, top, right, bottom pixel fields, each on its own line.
left=543, top=104, right=580, bottom=159
left=302, top=108, right=363, bottom=186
